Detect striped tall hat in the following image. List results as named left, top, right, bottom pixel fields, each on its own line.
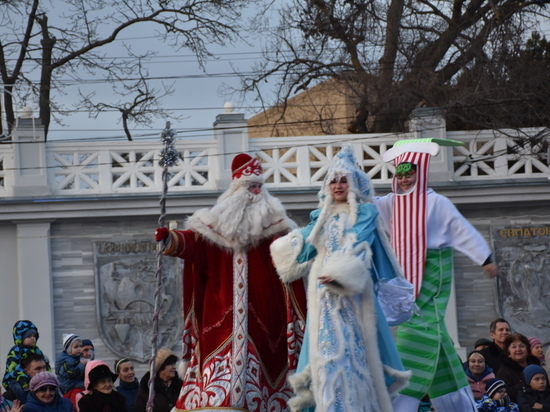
left=383, top=138, right=463, bottom=298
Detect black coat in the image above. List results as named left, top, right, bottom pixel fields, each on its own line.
left=480, top=342, right=506, bottom=374
left=496, top=355, right=541, bottom=403
left=78, top=390, right=128, bottom=412
left=516, top=386, right=550, bottom=412
left=134, top=372, right=182, bottom=412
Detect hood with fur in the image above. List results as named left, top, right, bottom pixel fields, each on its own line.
left=307, top=144, right=373, bottom=245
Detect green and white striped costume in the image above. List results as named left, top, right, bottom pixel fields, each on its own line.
left=376, top=140, right=492, bottom=411
left=396, top=247, right=468, bottom=399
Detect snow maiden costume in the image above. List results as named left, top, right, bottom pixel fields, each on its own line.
left=159, top=153, right=307, bottom=412
left=270, top=145, right=410, bottom=412
left=374, top=139, right=495, bottom=412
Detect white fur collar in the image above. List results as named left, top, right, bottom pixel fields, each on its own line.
left=186, top=207, right=295, bottom=251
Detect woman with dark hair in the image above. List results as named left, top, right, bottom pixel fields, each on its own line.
left=114, top=359, right=138, bottom=412
left=135, top=349, right=182, bottom=412
left=465, top=350, right=495, bottom=400
left=496, top=333, right=540, bottom=403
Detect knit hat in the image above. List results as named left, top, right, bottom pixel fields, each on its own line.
left=81, top=339, right=94, bottom=348
left=87, top=364, right=118, bottom=390
left=231, top=154, right=263, bottom=184
left=529, top=337, right=542, bottom=350
left=467, top=350, right=486, bottom=361
left=154, top=348, right=178, bottom=373
left=485, top=379, right=507, bottom=398
left=29, top=372, right=59, bottom=392
left=475, top=338, right=493, bottom=348
left=62, top=333, right=81, bottom=352
left=22, top=328, right=38, bottom=341
left=523, top=364, right=547, bottom=385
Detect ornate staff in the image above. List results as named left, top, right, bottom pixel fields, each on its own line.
left=147, top=121, right=178, bottom=412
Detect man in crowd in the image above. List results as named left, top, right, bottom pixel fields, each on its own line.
left=480, top=318, right=512, bottom=374
left=2, top=353, right=47, bottom=403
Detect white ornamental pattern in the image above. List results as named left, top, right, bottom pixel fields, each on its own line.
left=231, top=251, right=248, bottom=407
left=179, top=349, right=294, bottom=411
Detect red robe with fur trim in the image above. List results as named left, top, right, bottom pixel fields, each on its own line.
left=164, top=214, right=307, bottom=412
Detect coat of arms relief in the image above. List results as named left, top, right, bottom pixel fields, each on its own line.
left=93, top=241, right=183, bottom=362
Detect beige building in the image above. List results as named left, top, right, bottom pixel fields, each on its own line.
left=248, top=78, right=357, bottom=137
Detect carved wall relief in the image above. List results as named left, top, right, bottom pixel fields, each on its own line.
left=492, top=226, right=550, bottom=344
left=93, top=241, right=183, bottom=362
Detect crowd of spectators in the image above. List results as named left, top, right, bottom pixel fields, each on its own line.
left=0, top=320, right=156, bottom=412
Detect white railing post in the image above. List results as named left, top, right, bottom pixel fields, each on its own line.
left=12, top=116, right=51, bottom=197
left=296, top=145, right=312, bottom=185
left=409, top=107, right=454, bottom=181
left=493, top=134, right=509, bottom=178
left=213, top=103, right=249, bottom=189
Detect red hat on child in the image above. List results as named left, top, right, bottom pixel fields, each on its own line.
left=231, top=154, right=263, bottom=183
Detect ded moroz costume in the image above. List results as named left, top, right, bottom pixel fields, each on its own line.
left=156, top=153, right=307, bottom=412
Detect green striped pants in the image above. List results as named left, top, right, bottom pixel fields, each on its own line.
left=396, top=247, right=468, bottom=400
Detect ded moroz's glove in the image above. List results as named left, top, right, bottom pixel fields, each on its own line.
left=155, top=227, right=169, bottom=242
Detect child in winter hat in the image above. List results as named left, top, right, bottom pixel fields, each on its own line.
left=54, top=334, right=86, bottom=395
left=476, top=378, right=519, bottom=412
left=2, top=320, right=49, bottom=403
left=516, top=365, right=550, bottom=411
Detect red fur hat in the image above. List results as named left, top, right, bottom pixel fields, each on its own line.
left=231, top=154, right=263, bottom=183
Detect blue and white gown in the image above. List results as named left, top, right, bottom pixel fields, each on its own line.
left=271, top=202, right=410, bottom=412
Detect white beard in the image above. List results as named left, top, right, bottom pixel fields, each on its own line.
left=186, top=183, right=295, bottom=249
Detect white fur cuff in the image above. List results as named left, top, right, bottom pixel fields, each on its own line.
left=270, top=230, right=310, bottom=283
left=384, top=365, right=412, bottom=398
left=287, top=366, right=315, bottom=411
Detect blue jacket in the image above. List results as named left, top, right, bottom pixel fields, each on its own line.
left=2, top=320, right=49, bottom=391
left=54, top=351, right=85, bottom=394
left=476, top=394, right=520, bottom=412
left=22, top=391, right=73, bottom=412
left=116, top=378, right=139, bottom=412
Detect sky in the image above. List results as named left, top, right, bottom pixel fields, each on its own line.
left=44, top=37, right=264, bottom=142
left=11, top=4, right=274, bottom=143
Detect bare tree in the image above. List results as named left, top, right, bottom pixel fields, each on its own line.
left=0, top=0, right=247, bottom=139
left=79, top=61, right=184, bottom=141
left=242, top=0, right=550, bottom=134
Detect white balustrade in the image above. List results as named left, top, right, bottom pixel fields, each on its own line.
left=1, top=127, right=548, bottom=199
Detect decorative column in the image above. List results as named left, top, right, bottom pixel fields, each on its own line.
left=14, top=221, right=55, bottom=362
left=4, top=111, right=55, bottom=362
left=12, top=114, right=51, bottom=197
left=213, top=103, right=249, bottom=189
